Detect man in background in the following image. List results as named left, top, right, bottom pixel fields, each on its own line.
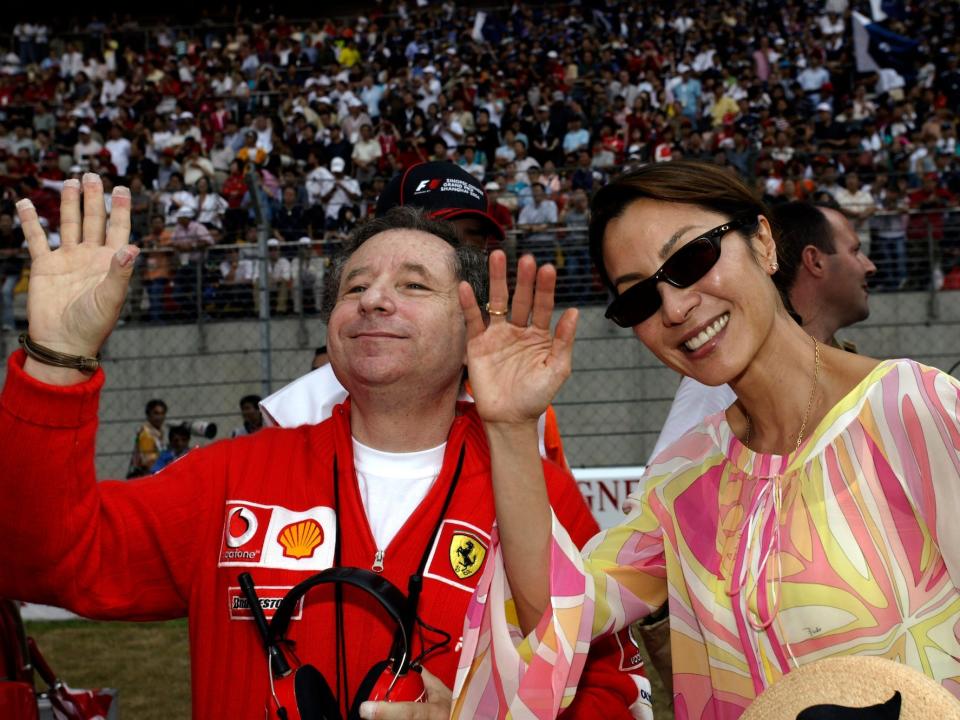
left=230, top=394, right=263, bottom=438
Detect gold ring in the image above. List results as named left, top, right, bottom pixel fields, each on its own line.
left=485, top=302, right=508, bottom=317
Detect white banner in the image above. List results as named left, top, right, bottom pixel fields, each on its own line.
left=572, top=466, right=648, bottom=529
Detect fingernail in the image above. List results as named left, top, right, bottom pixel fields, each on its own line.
left=63, top=178, right=80, bottom=189
left=113, top=186, right=130, bottom=198
left=358, top=701, right=375, bottom=719
left=82, top=172, right=100, bottom=184
left=15, top=199, right=33, bottom=210
left=116, top=248, right=135, bottom=267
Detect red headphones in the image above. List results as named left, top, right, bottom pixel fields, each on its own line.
left=241, top=569, right=425, bottom=720
left=240, top=446, right=464, bottom=718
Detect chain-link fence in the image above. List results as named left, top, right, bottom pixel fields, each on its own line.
left=2, top=208, right=960, bottom=476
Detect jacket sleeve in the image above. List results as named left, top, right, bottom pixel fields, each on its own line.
left=0, top=351, right=221, bottom=620
left=543, top=461, right=655, bottom=720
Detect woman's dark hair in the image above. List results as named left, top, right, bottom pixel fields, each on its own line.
left=588, top=160, right=771, bottom=292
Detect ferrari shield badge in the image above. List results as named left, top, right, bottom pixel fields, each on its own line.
left=449, top=532, right=486, bottom=579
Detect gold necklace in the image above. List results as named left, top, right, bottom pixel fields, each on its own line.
left=743, top=337, right=820, bottom=452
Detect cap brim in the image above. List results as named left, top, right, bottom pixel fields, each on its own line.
left=430, top=207, right=505, bottom=241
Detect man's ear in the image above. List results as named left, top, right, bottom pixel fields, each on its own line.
left=801, top=245, right=827, bottom=278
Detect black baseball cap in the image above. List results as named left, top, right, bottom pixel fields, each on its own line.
left=375, top=161, right=505, bottom=241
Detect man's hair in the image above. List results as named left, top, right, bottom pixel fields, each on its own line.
left=771, top=201, right=836, bottom=297
left=145, top=399, right=167, bottom=416
left=320, top=206, right=488, bottom=322
left=314, top=345, right=327, bottom=356
left=239, top=394, right=262, bottom=408
left=168, top=424, right=191, bottom=442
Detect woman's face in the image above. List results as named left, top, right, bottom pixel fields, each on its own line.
left=602, top=198, right=779, bottom=386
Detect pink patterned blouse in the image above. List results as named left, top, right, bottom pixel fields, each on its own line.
left=452, top=359, right=960, bottom=719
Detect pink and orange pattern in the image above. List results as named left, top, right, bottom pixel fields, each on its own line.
left=453, top=359, right=960, bottom=719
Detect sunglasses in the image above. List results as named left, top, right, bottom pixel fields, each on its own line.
left=604, top=217, right=753, bottom=328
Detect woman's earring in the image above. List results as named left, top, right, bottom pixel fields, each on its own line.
left=770, top=262, right=779, bottom=272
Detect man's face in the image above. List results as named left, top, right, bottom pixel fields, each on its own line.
left=819, top=208, right=876, bottom=327
left=148, top=405, right=166, bottom=429
left=452, top=217, right=495, bottom=250
left=240, top=402, right=261, bottom=426
left=327, top=230, right=467, bottom=396
left=170, top=432, right=190, bottom=454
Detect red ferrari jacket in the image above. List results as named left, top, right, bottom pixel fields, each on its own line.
left=0, top=351, right=648, bottom=719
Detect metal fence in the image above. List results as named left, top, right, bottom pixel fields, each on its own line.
left=2, top=209, right=960, bottom=476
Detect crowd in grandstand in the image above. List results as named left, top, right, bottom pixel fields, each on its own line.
left=1, top=1, right=960, bottom=326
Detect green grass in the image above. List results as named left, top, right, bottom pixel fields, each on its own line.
left=23, top=619, right=673, bottom=719
left=24, top=620, right=191, bottom=720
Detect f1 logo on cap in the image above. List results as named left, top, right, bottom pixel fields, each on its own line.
left=414, top=178, right=443, bottom=193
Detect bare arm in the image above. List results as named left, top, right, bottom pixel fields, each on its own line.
left=459, top=251, right=578, bottom=633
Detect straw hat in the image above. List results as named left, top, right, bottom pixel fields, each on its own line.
left=742, top=657, right=960, bottom=720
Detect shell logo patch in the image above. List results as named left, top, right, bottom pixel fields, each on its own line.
left=278, top=519, right=324, bottom=559
left=218, top=501, right=336, bottom=571
left=449, top=533, right=486, bottom=579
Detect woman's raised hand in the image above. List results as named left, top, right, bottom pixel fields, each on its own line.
left=16, top=174, right=139, bottom=381
left=459, top=251, right=578, bottom=426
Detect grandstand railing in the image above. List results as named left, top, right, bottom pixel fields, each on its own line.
left=1, top=206, right=958, bottom=356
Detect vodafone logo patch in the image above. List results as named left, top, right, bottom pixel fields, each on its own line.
left=218, top=501, right=336, bottom=571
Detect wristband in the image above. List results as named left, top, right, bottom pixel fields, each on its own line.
left=19, top=334, right=101, bottom=373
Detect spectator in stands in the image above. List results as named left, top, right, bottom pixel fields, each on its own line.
left=230, top=395, right=263, bottom=438
left=220, top=160, right=248, bottom=242
left=907, top=173, right=955, bottom=288
left=834, top=172, right=875, bottom=255
left=216, top=245, right=255, bottom=318
left=0, top=213, right=25, bottom=331
left=318, top=156, right=360, bottom=231
left=517, top=182, right=559, bottom=267
left=194, top=177, right=228, bottom=240
left=255, top=237, right=292, bottom=315
left=104, top=125, right=131, bottom=177
left=558, top=189, right=592, bottom=303
left=159, top=172, right=196, bottom=226
left=272, top=186, right=307, bottom=244
left=483, top=181, right=515, bottom=236
left=350, top=123, right=381, bottom=185
left=291, top=237, right=327, bottom=315
left=127, top=398, right=168, bottom=478
left=141, top=214, right=175, bottom=323
left=562, top=115, right=590, bottom=156
left=150, top=423, right=191, bottom=473
left=73, top=125, right=101, bottom=167
left=170, top=206, right=215, bottom=317
left=870, top=187, right=909, bottom=291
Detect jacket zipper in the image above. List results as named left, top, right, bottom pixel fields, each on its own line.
left=372, top=549, right=385, bottom=573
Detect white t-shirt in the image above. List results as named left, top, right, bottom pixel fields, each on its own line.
left=352, top=437, right=445, bottom=550
left=648, top=375, right=736, bottom=463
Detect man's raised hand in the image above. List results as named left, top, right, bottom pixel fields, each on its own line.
left=16, top=173, right=139, bottom=384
